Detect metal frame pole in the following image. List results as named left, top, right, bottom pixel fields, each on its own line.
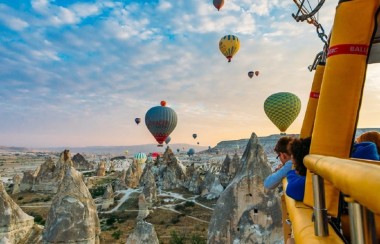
left=312, top=173, right=329, bottom=236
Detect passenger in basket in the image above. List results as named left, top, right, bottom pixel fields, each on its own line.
left=286, top=137, right=311, bottom=201
left=264, top=136, right=294, bottom=189
left=353, top=131, right=380, bottom=160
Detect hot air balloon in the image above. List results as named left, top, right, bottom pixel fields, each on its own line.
left=177, top=148, right=180, bottom=153
left=197, top=142, right=200, bottom=145
left=187, top=148, right=195, bottom=156
left=160, top=100, right=166, bottom=106
left=145, top=102, right=178, bottom=147
left=165, top=136, right=171, bottom=145
left=124, top=150, right=129, bottom=156
left=255, top=71, right=259, bottom=76
left=248, top=71, right=254, bottom=78
left=219, top=35, right=240, bottom=62
left=213, top=0, right=224, bottom=11
left=264, top=92, right=301, bottom=133
left=135, top=118, right=141, bottom=125
left=134, top=152, right=147, bottom=164
left=192, top=133, right=197, bottom=139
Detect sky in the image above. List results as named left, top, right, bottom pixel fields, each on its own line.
left=0, top=0, right=379, bottom=148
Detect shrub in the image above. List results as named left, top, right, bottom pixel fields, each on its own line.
left=184, top=201, right=195, bottom=208
left=112, top=230, right=121, bottom=240
left=106, top=216, right=116, bottom=226
left=169, top=231, right=186, bottom=244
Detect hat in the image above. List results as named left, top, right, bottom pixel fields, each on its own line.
left=352, top=142, right=380, bottom=161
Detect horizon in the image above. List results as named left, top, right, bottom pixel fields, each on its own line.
left=1, top=1, right=379, bottom=148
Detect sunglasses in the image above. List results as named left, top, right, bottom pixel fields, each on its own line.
left=276, top=153, right=280, bottom=159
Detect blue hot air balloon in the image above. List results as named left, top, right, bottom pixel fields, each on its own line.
left=187, top=148, right=195, bottom=156
left=145, top=101, right=178, bottom=147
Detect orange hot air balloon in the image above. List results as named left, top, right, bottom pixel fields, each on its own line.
left=160, top=100, right=167, bottom=106
left=213, top=0, right=224, bottom=11
left=255, top=71, right=259, bottom=76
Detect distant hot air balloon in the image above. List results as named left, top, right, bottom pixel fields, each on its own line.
left=219, top=35, right=240, bottom=62
left=124, top=150, right=129, bottom=156
left=208, top=146, right=211, bottom=150
left=165, top=136, right=171, bottom=145
left=145, top=102, right=178, bottom=147
left=213, top=0, right=224, bottom=11
left=264, top=92, right=301, bottom=133
left=160, top=100, right=166, bottom=106
left=177, top=148, right=180, bottom=153
left=197, top=142, right=200, bottom=145
left=248, top=71, right=254, bottom=78
left=134, top=152, right=147, bottom=164
left=255, top=71, right=259, bottom=76
left=135, top=118, right=141, bottom=125
left=187, top=148, right=195, bottom=156
left=192, top=133, right=197, bottom=139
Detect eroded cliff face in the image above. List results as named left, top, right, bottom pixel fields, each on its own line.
left=43, top=151, right=100, bottom=244
left=208, top=133, right=283, bottom=244
left=158, top=147, right=186, bottom=190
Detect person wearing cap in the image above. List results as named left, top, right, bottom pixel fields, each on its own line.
left=264, top=136, right=294, bottom=189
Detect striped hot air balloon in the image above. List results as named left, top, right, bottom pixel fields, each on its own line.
left=145, top=102, right=178, bottom=147
left=264, top=92, right=301, bottom=133
left=219, top=35, right=240, bottom=62
left=134, top=152, right=147, bottom=164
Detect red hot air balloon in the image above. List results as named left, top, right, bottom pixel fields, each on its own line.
left=160, top=100, right=167, bottom=106
left=145, top=102, right=178, bottom=147
left=248, top=71, right=254, bottom=78
left=255, top=71, right=259, bottom=76
left=213, top=0, right=224, bottom=11
left=135, top=118, right=141, bottom=125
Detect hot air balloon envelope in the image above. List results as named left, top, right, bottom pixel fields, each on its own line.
left=134, top=152, right=147, bottom=164
left=255, top=71, right=259, bottom=76
left=165, top=136, right=171, bottom=145
left=248, top=71, right=254, bottom=78
left=213, top=0, right=224, bottom=11
left=187, top=148, right=195, bottom=156
left=192, top=133, right=197, bottom=139
left=135, top=118, right=141, bottom=125
left=145, top=102, right=178, bottom=146
left=160, top=100, right=166, bottom=106
left=219, top=35, right=240, bottom=62
left=264, top=92, right=301, bottom=133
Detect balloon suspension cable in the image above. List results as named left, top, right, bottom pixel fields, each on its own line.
left=307, top=33, right=330, bottom=71
left=292, top=0, right=325, bottom=26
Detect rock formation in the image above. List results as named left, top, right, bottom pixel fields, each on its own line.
left=101, top=184, right=114, bottom=210
left=124, top=160, right=143, bottom=189
left=126, top=220, right=159, bottom=244
left=200, top=172, right=224, bottom=199
left=139, top=164, right=157, bottom=204
left=19, top=170, right=36, bottom=192
left=0, top=181, right=42, bottom=243
left=108, top=161, right=115, bottom=172
left=72, top=153, right=94, bottom=171
left=96, top=161, right=106, bottom=177
left=43, top=150, right=100, bottom=244
left=158, top=147, right=186, bottom=189
left=219, top=153, right=240, bottom=188
left=185, top=163, right=203, bottom=194
left=208, top=133, right=283, bottom=243
left=32, top=152, right=72, bottom=193
left=11, top=174, right=21, bottom=194
left=137, top=194, right=150, bottom=221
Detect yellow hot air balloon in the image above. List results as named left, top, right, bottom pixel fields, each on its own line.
left=219, top=35, right=240, bottom=62
left=264, top=92, right=301, bottom=133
